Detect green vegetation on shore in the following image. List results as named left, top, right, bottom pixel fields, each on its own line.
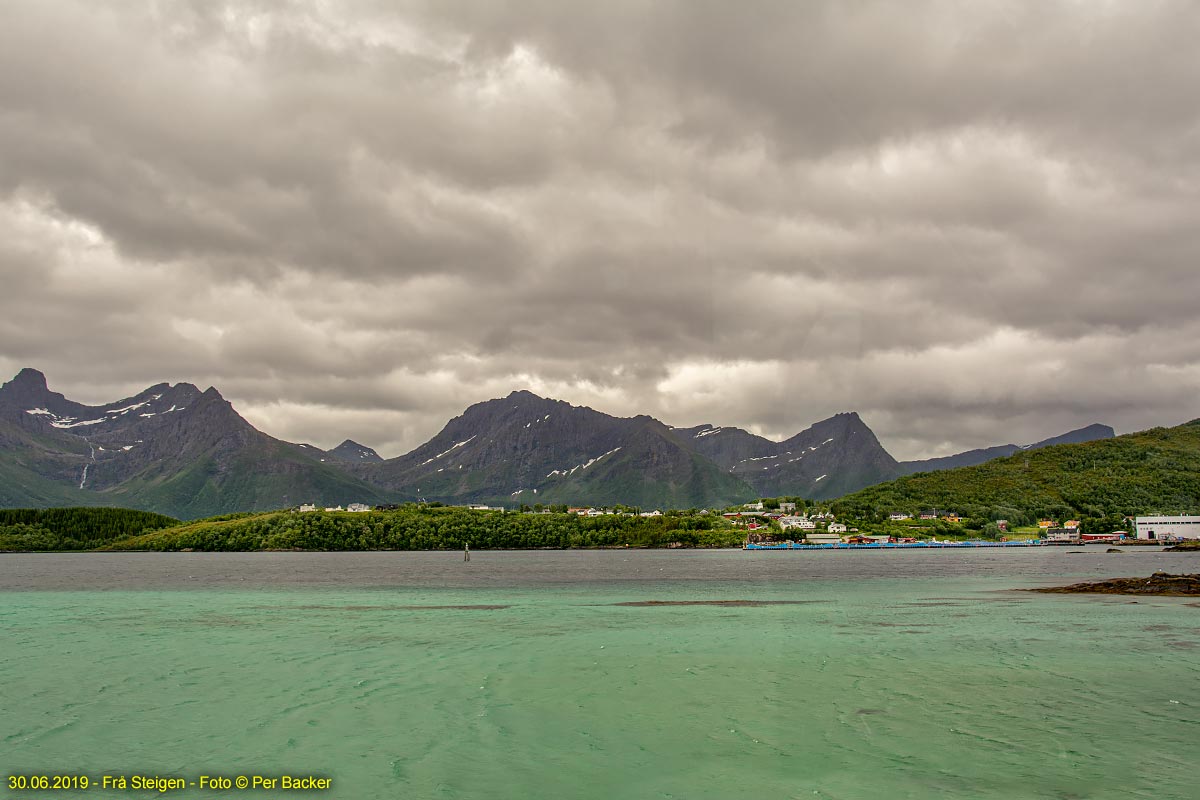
left=0, top=507, right=181, bottom=551
left=107, top=506, right=742, bottom=552
left=831, top=420, right=1200, bottom=535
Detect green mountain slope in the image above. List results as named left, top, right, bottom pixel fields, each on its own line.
left=0, top=370, right=401, bottom=519
left=100, top=441, right=401, bottom=520
left=359, top=392, right=755, bottom=508
left=531, top=422, right=756, bottom=509
left=833, top=419, right=1200, bottom=525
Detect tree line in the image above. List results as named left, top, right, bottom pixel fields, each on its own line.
left=110, top=505, right=744, bottom=552
left=0, top=507, right=181, bottom=551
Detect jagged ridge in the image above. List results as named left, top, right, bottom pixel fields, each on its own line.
left=0, top=368, right=1119, bottom=515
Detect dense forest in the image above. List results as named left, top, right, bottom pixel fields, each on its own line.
left=833, top=420, right=1200, bottom=535
left=108, top=506, right=743, bottom=551
left=0, top=507, right=181, bottom=551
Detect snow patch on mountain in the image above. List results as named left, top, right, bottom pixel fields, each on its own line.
left=53, top=417, right=106, bottom=429
left=546, top=447, right=622, bottom=478
left=105, top=401, right=149, bottom=415
left=25, top=407, right=107, bottom=428
left=421, top=435, right=477, bottom=465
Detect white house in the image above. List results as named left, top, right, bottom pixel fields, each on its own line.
left=1045, top=527, right=1081, bottom=543
left=639, top=510, right=662, bottom=517
left=744, top=502, right=765, bottom=511
left=805, top=532, right=841, bottom=544
left=1135, top=515, right=1200, bottom=540
left=324, top=505, right=344, bottom=512
left=298, top=503, right=317, bottom=513
left=779, top=516, right=816, bottom=530
left=779, top=502, right=796, bottom=512
left=828, top=523, right=848, bottom=534
left=889, top=512, right=911, bottom=521
left=347, top=503, right=371, bottom=512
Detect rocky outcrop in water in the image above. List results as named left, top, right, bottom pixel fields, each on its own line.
left=1031, top=572, right=1200, bottom=596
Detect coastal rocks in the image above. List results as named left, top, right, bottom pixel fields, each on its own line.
left=1031, top=572, right=1200, bottom=596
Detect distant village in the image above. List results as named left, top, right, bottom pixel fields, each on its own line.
left=298, top=502, right=663, bottom=517
left=294, top=501, right=1200, bottom=545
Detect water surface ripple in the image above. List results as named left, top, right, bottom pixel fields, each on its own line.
left=2, top=549, right=1197, bottom=799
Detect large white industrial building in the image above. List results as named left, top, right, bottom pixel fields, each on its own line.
left=1134, top=515, right=1200, bottom=540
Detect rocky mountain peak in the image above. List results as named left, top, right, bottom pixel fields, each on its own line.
left=1, top=368, right=51, bottom=402
left=329, top=439, right=383, bottom=463
left=0, top=367, right=81, bottom=420
left=11, top=367, right=49, bottom=390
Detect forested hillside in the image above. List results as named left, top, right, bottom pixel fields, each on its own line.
left=0, top=507, right=181, bottom=551
left=833, top=420, right=1200, bottom=532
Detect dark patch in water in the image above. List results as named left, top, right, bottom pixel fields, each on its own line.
left=284, top=604, right=510, bottom=611
left=1143, top=624, right=1173, bottom=631
left=606, top=600, right=824, bottom=607
left=1164, top=640, right=1197, bottom=649
left=1049, top=624, right=1101, bottom=633
left=855, top=708, right=885, bottom=715
left=195, top=615, right=254, bottom=627
left=899, top=602, right=968, bottom=608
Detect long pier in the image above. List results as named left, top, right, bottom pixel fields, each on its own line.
left=744, top=540, right=1044, bottom=550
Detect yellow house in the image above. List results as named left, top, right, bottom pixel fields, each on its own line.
left=1038, top=520, right=1056, bottom=528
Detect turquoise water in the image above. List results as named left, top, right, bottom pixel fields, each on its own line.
left=2, top=551, right=1198, bottom=799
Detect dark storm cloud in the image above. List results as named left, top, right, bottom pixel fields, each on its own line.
left=2, top=0, right=1199, bottom=459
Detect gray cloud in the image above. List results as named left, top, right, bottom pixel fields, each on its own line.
left=2, top=0, right=1199, bottom=461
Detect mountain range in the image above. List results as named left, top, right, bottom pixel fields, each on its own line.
left=0, top=368, right=1114, bottom=518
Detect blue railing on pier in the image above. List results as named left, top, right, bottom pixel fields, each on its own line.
left=743, top=540, right=1044, bottom=550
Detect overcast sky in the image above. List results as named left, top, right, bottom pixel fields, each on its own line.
left=3, top=1, right=1198, bottom=460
